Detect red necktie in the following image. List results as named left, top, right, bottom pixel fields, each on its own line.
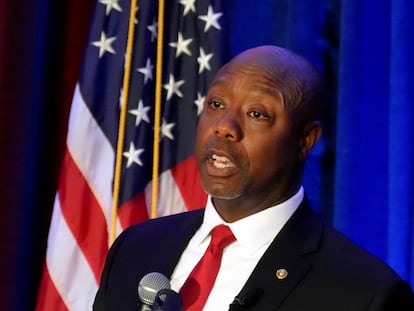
left=180, top=225, right=236, bottom=310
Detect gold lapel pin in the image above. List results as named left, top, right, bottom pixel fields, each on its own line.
left=276, top=268, right=288, bottom=280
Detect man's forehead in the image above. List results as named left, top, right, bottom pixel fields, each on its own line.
left=210, top=65, right=282, bottom=98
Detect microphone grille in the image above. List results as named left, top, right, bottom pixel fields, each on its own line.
left=138, top=272, right=171, bottom=305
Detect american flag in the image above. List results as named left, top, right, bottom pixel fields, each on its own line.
left=35, top=0, right=229, bottom=310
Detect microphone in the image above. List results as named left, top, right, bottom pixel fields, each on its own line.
left=229, top=288, right=264, bottom=310
left=137, top=272, right=171, bottom=311
left=151, top=288, right=182, bottom=311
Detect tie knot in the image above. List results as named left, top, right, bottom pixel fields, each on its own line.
left=210, top=225, right=236, bottom=249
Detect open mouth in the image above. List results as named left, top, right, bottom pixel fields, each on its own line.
left=211, top=153, right=236, bottom=169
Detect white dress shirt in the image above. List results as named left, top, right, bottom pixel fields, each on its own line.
left=170, top=187, right=304, bottom=310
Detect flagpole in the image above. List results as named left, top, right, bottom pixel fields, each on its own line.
left=151, top=0, right=165, bottom=219
left=110, top=0, right=139, bottom=245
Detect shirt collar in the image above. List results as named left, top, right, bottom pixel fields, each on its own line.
left=198, top=187, right=304, bottom=255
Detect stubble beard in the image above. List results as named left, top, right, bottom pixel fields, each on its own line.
left=200, top=177, right=246, bottom=200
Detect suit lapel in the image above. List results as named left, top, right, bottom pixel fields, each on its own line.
left=230, top=199, right=323, bottom=310
left=160, top=209, right=205, bottom=278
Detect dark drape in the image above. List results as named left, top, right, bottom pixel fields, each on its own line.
left=1, top=0, right=413, bottom=309
left=0, top=0, right=95, bottom=309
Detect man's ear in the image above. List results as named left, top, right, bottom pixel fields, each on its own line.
left=299, top=121, right=322, bottom=161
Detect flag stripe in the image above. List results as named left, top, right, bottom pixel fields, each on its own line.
left=118, top=192, right=149, bottom=228
left=118, top=169, right=190, bottom=224
left=46, top=196, right=99, bottom=310
left=35, top=266, right=69, bottom=311
left=147, top=169, right=188, bottom=217
left=171, top=156, right=208, bottom=211
left=58, top=150, right=109, bottom=280
left=67, top=84, right=115, bottom=226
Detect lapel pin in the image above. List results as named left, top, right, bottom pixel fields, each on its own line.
left=276, top=268, right=288, bottom=280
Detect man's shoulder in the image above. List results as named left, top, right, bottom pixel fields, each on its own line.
left=297, top=225, right=414, bottom=308
left=119, top=208, right=205, bottom=242
left=133, top=208, right=204, bottom=228
left=317, top=225, right=402, bottom=283
left=294, top=200, right=402, bottom=283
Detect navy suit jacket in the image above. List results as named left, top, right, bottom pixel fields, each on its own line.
left=93, top=199, right=414, bottom=310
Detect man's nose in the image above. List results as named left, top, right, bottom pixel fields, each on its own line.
left=214, top=113, right=242, bottom=141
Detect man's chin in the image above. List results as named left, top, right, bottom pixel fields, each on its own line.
left=202, top=184, right=243, bottom=200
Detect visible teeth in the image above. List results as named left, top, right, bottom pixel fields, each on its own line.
left=212, top=154, right=234, bottom=168
left=214, top=162, right=232, bottom=168
left=212, top=154, right=229, bottom=162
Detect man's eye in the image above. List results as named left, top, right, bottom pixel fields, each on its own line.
left=209, top=100, right=224, bottom=109
left=247, top=111, right=268, bottom=120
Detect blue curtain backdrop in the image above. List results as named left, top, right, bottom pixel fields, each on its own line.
left=334, top=0, right=414, bottom=283
left=1, top=0, right=413, bottom=309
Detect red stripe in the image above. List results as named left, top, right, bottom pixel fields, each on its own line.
left=118, top=156, right=205, bottom=229
left=118, top=191, right=149, bottom=229
left=58, top=149, right=109, bottom=282
left=172, top=156, right=207, bottom=211
left=35, top=263, right=69, bottom=311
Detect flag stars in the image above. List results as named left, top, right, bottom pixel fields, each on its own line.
left=198, top=5, right=222, bottom=32
left=123, top=142, right=145, bottom=167
left=163, top=74, right=185, bottom=100
left=197, top=48, right=213, bottom=73
left=135, top=6, right=139, bottom=24
left=161, top=119, right=175, bottom=141
left=119, top=88, right=124, bottom=108
left=169, top=33, right=193, bottom=57
left=91, top=32, right=116, bottom=58
left=147, top=21, right=158, bottom=42
left=98, top=0, right=122, bottom=15
left=194, top=92, right=205, bottom=116
left=129, top=100, right=151, bottom=127
left=137, top=58, right=154, bottom=84
left=179, top=0, right=196, bottom=16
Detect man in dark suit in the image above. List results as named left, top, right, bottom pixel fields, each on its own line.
left=93, top=45, right=414, bottom=310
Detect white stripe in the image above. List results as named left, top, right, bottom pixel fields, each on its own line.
left=145, top=169, right=187, bottom=217
left=67, top=83, right=122, bottom=237
left=46, top=194, right=98, bottom=311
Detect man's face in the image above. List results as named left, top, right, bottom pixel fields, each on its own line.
left=195, top=65, right=302, bottom=206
